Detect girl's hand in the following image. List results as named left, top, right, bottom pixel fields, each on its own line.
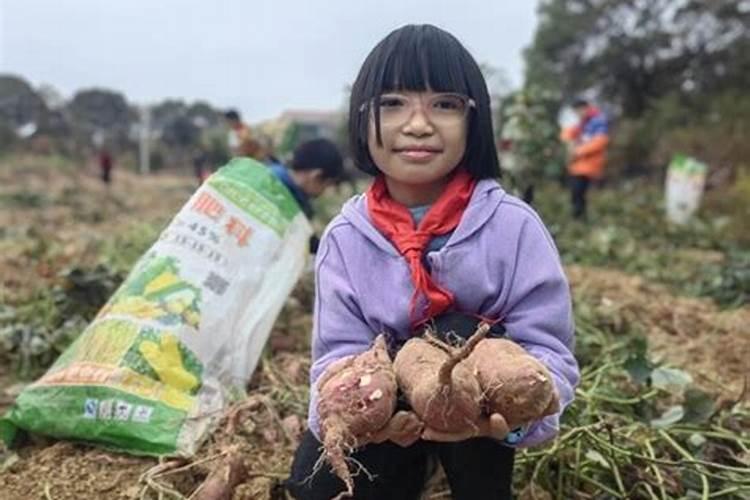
left=366, top=411, right=424, bottom=448
left=421, top=413, right=509, bottom=442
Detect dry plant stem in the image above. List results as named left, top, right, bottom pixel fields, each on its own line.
left=658, top=430, right=711, bottom=500
left=424, top=333, right=454, bottom=354
left=225, top=396, right=263, bottom=434
left=584, top=428, right=750, bottom=474
left=263, top=360, right=308, bottom=403
left=244, top=471, right=289, bottom=480
left=642, top=483, right=660, bottom=500
left=576, top=474, right=624, bottom=498
left=139, top=453, right=233, bottom=500
left=140, top=458, right=187, bottom=482
left=96, top=470, right=128, bottom=493
left=141, top=476, right=188, bottom=500
left=247, top=394, right=297, bottom=444
left=573, top=438, right=582, bottom=492
left=153, top=451, right=230, bottom=479
left=606, top=453, right=627, bottom=498
left=437, top=323, right=490, bottom=386
left=644, top=439, right=668, bottom=500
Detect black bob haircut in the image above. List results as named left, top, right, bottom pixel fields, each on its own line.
left=348, top=24, right=500, bottom=179
left=291, top=138, right=345, bottom=182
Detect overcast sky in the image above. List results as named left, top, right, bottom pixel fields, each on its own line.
left=0, top=1, right=538, bottom=123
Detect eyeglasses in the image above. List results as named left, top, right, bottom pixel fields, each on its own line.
left=360, top=92, right=476, bottom=128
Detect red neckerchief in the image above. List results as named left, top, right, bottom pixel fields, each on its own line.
left=366, top=169, right=477, bottom=327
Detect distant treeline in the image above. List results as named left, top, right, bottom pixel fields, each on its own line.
left=0, top=74, right=230, bottom=170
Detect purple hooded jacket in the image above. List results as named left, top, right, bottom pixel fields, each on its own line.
left=308, top=179, right=579, bottom=448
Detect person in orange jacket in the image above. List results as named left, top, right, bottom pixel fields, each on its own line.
left=561, top=98, right=609, bottom=219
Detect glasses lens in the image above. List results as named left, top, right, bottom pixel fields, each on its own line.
left=376, top=94, right=409, bottom=127
left=372, top=93, right=471, bottom=127
left=428, top=94, right=469, bottom=125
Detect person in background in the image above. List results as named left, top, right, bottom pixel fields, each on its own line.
left=98, top=148, right=114, bottom=186
left=224, top=109, right=265, bottom=160
left=269, top=138, right=345, bottom=253
left=560, top=98, right=609, bottom=220
left=192, top=146, right=211, bottom=186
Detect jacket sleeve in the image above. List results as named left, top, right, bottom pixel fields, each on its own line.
left=574, top=134, right=609, bottom=158
left=306, top=227, right=376, bottom=439
left=500, top=215, right=579, bottom=448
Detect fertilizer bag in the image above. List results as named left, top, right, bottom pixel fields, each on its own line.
left=0, top=158, right=312, bottom=456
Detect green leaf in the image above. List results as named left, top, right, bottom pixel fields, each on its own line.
left=682, top=389, right=716, bottom=424
left=650, top=405, right=685, bottom=428
left=624, top=351, right=653, bottom=384
left=688, top=433, right=707, bottom=448
left=651, top=367, right=693, bottom=392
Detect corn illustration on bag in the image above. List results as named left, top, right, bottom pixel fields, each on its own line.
left=0, top=158, right=312, bottom=456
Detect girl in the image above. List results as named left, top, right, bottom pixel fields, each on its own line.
left=286, top=24, right=579, bottom=500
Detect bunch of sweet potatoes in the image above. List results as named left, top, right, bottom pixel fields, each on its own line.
left=315, top=324, right=558, bottom=497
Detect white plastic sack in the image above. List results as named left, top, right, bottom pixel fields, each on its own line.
left=665, top=155, right=708, bottom=225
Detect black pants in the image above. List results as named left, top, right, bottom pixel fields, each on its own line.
left=569, top=175, right=590, bottom=219
left=286, top=430, right=515, bottom=500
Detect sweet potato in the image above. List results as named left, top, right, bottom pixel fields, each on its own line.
left=467, top=338, right=559, bottom=429
left=316, top=335, right=397, bottom=498
left=394, top=324, right=489, bottom=433
left=192, top=448, right=246, bottom=500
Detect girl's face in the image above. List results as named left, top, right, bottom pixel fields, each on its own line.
left=367, top=90, right=469, bottom=204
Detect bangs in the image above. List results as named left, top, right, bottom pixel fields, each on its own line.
left=373, top=27, right=471, bottom=96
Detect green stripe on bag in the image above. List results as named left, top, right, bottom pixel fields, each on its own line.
left=1, top=385, right=188, bottom=456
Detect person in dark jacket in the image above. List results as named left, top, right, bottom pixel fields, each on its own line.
left=98, top=148, right=114, bottom=185
left=268, top=138, right=345, bottom=253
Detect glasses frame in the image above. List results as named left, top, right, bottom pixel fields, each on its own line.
left=359, top=92, right=476, bottom=128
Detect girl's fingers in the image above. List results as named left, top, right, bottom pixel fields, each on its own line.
left=368, top=411, right=422, bottom=445
left=487, top=413, right=509, bottom=440
left=422, top=414, right=509, bottom=442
